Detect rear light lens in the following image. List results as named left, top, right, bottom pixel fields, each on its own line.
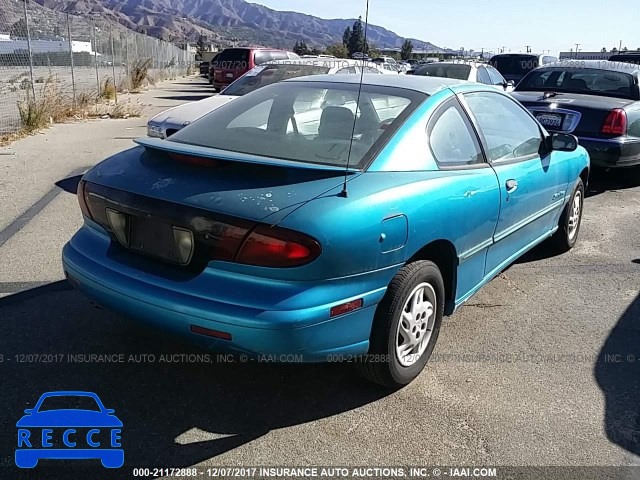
left=77, top=180, right=93, bottom=220
left=173, top=227, right=195, bottom=264
left=190, top=325, right=232, bottom=341
left=235, top=225, right=321, bottom=267
left=330, top=299, right=364, bottom=318
left=105, top=208, right=130, bottom=247
left=601, top=109, right=627, bottom=135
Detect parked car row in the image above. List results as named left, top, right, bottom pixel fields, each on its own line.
left=149, top=58, right=383, bottom=139
left=66, top=72, right=588, bottom=388
left=64, top=46, right=640, bottom=390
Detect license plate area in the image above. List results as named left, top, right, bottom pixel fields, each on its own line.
left=535, top=112, right=564, bottom=129
left=129, top=216, right=192, bottom=266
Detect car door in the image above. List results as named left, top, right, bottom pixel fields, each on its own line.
left=426, top=98, right=501, bottom=301
left=461, top=91, right=569, bottom=275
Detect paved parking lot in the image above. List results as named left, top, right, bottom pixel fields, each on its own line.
left=0, top=76, right=638, bottom=471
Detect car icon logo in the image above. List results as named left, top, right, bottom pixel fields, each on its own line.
left=15, top=391, right=123, bottom=468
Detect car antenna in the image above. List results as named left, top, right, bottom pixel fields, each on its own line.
left=340, top=0, right=370, bottom=198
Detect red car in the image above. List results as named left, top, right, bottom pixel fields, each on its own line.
left=209, top=47, right=299, bottom=91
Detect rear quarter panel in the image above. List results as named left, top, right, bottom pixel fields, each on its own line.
left=277, top=169, right=501, bottom=295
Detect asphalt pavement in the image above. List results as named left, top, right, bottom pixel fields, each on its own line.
left=0, top=76, right=638, bottom=474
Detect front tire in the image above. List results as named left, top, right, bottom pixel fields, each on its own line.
left=357, top=260, right=444, bottom=388
left=551, top=178, right=584, bottom=252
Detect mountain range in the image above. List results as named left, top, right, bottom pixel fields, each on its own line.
left=32, top=0, right=452, bottom=52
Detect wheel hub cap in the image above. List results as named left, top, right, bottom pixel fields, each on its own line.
left=396, top=282, right=437, bottom=367
left=568, top=190, right=582, bottom=241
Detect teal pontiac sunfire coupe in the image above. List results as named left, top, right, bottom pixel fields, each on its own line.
left=62, top=75, right=589, bottom=387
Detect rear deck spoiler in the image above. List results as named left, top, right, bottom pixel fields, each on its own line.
left=134, top=137, right=360, bottom=173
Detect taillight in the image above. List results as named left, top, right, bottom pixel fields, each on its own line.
left=235, top=225, right=321, bottom=267
left=77, top=180, right=93, bottom=220
left=601, top=109, right=627, bottom=135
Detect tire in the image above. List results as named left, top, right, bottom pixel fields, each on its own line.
left=551, top=178, right=584, bottom=252
left=357, top=260, right=445, bottom=388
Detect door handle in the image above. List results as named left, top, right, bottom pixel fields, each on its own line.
left=506, top=179, right=518, bottom=193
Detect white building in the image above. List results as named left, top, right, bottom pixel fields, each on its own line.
left=0, top=37, right=95, bottom=55
left=559, top=51, right=612, bottom=60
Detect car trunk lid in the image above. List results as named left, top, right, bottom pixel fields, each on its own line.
left=512, top=91, right=636, bottom=137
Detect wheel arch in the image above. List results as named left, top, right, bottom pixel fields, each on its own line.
left=406, top=239, right=458, bottom=315
left=579, top=166, right=589, bottom=190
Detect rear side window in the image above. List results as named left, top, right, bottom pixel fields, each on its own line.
left=429, top=102, right=483, bottom=167
left=477, top=67, right=491, bottom=84
left=215, top=49, right=250, bottom=70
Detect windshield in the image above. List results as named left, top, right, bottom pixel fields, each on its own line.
left=38, top=395, right=101, bottom=412
left=413, top=64, right=471, bottom=80
left=222, top=64, right=331, bottom=96
left=516, top=68, right=635, bottom=99
left=490, top=54, right=538, bottom=75
left=170, top=82, right=425, bottom=169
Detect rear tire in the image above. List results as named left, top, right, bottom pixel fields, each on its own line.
left=357, top=260, right=444, bottom=388
left=551, top=178, right=584, bottom=252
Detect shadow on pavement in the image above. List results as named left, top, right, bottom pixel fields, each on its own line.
left=586, top=168, right=640, bottom=198
left=515, top=172, right=640, bottom=265
left=595, top=292, right=640, bottom=456
left=0, top=281, right=389, bottom=472
left=157, top=95, right=211, bottom=102
left=55, top=175, right=83, bottom=195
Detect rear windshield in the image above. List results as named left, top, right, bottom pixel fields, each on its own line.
left=214, top=48, right=250, bottom=70
left=170, top=82, right=426, bottom=169
left=516, top=68, right=636, bottom=99
left=222, top=64, right=330, bottom=96
left=609, top=54, right=640, bottom=65
left=490, top=55, right=539, bottom=75
left=38, top=395, right=101, bottom=412
left=413, top=64, right=471, bottom=80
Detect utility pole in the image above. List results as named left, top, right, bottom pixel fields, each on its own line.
left=574, top=43, right=581, bottom=59
left=525, top=45, right=531, bottom=53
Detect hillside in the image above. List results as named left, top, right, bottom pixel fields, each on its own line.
left=33, top=0, right=450, bottom=51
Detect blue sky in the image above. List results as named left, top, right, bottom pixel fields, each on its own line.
left=252, top=0, right=638, bottom=55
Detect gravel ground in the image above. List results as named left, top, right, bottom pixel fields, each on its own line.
left=0, top=76, right=638, bottom=478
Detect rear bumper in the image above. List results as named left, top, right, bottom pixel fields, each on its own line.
left=62, top=224, right=394, bottom=361
left=577, top=136, right=640, bottom=168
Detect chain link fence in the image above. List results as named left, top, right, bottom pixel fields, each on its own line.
left=0, top=0, right=195, bottom=135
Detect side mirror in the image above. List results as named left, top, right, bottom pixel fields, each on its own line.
left=546, top=132, right=579, bottom=152
left=24, top=409, right=34, bottom=414
left=105, top=409, right=115, bottom=414
left=507, top=80, right=515, bottom=87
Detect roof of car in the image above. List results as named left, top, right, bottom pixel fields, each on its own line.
left=283, top=73, right=468, bottom=94
left=418, top=61, right=483, bottom=69
left=541, top=60, right=640, bottom=74
left=266, top=58, right=372, bottom=66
